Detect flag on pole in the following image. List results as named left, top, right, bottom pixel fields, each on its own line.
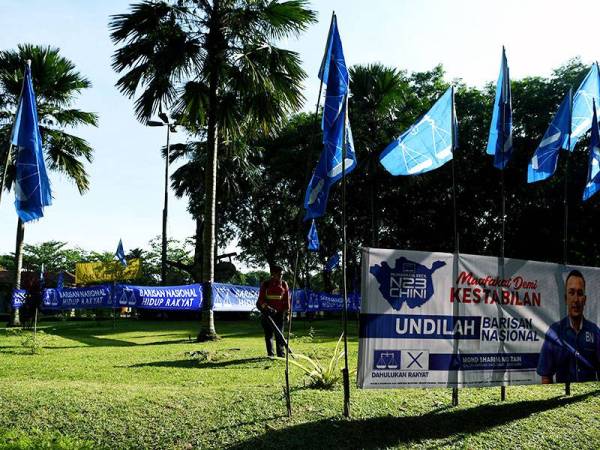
left=487, top=47, right=513, bottom=169
left=527, top=91, right=572, bottom=183
left=56, top=271, right=64, bottom=290
left=39, top=262, right=45, bottom=287
left=304, top=14, right=356, bottom=220
left=11, top=64, right=52, bottom=222
left=325, top=252, right=340, bottom=272
left=380, top=87, right=457, bottom=175
left=564, top=63, right=600, bottom=151
left=583, top=100, right=600, bottom=201
left=307, top=220, right=320, bottom=251
left=115, top=239, right=127, bottom=267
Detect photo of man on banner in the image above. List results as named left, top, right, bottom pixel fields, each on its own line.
left=537, top=270, right=600, bottom=383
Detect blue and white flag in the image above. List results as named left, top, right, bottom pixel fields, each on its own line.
left=39, top=263, right=45, bottom=290
left=304, top=14, right=357, bottom=220
left=11, top=64, right=52, bottom=222
left=56, top=271, right=64, bottom=290
left=380, top=87, right=457, bottom=175
left=307, top=220, right=319, bottom=251
left=527, top=92, right=572, bottom=183
left=565, top=63, right=600, bottom=151
left=325, top=252, right=340, bottom=272
left=583, top=101, right=600, bottom=201
left=487, top=47, right=513, bottom=169
left=115, top=239, right=127, bottom=267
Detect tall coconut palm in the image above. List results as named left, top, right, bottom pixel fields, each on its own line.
left=0, top=44, right=98, bottom=325
left=110, top=0, right=316, bottom=340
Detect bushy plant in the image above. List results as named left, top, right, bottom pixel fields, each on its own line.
left=21, top=332, right=43, bottom=355
left=279, top=334, right=352, bottom=390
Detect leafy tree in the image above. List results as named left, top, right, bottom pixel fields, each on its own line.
left=232, top=59, right=599, bottom=295
left=110, top=0, right=316, bottom=340
left=20, top=241, right=87, bottom=273
left=0, top=44, right=98, bottom=325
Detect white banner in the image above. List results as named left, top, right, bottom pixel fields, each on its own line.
left=357, top=248, right=600, bottom=388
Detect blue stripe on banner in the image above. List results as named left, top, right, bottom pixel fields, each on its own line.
left=429, top=353, right=539, bottom=371
left=359, top=313, right=481, bottom=340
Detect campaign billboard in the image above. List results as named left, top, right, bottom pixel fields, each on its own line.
left=357, top=248, right=600, bottom=388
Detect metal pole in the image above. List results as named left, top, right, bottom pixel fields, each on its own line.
left=162, top=125, right=170, bottom=285
left=285, top=248, right=300, bottom=417
left=500, top=50, right=508, bottom=401
left=564, top=87, right=572, bottom=397
left=500, top=168, right=507, bottom=402
left=341, top=94, right=350, bottom=418
left=283, top=44, right=326, bottom=415
left=450, top=86, right=460, bottom=406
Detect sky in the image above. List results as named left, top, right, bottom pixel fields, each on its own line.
left=1, top=0, right=600, bottom=266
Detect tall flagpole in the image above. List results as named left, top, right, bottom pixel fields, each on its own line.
left=450, top=85, right=460, bottom=407
left=341, top=93, right=351, bottom=418
left=285, top=248, right=299, bottom=417
left=286, top=42, right=328, bottom=417
left=564, top=87, right=572, bottom=397
left=499, top=165, right=506, bottom=403
left=499, top=48, right=507, bottom=401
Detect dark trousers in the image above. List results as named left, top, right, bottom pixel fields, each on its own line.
left=261, top=312, right=285, bottom=357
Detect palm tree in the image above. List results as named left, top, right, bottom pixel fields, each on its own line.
left=0, top=44, right=98, bottom=325
left=348, top=64, right=408, bottom=247
left=110, top=0, right=316, bottom=340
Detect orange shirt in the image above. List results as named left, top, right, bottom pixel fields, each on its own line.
left=257, top=279, right=290, bottom=313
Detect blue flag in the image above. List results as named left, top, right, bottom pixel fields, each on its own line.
left=325, top=253, right=340, bottom=272
left=487, top=47, right=513, bottom=169
left=304, top=14, right=357, bottom=220
left=11, top=65, right=52, bottom=222
left=115, top=239, right=127, bottom=267
left=380, top=87, right=457, bottom=175
left=39, top=263, right=45, bottom=290
left=564, top=63, right=600, bottom=151
left=307, top=220, right=319, bottom=251
left=56, top=271, right=64, bottom=290
left=527, top=92, right=572, bottom=183
left=583, top=101, right=600, bottom=201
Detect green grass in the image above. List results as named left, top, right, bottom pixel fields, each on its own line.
left=0, top=317, right=599, bottom=449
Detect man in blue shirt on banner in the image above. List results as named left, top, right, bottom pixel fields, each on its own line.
left=537, top=270, right=600, bottom=383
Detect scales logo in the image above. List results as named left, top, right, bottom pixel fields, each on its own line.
left=373, top=350, right=429, bottom=371
left=370, top=256, right=446, bottom=310
left=373, top=350, right=401, bottom=370
left=119, top=288, right=137, bottom=306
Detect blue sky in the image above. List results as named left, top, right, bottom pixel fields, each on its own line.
left=2, top=0, right=600, bottom=265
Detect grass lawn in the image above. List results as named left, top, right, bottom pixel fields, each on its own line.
left=1, top=316, right=599, bottom=449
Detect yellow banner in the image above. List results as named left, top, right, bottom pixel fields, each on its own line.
left=75, top=259, right=141, bottom=284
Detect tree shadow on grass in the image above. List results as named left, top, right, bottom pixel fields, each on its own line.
left=226, top=390, right=600, bottom=450
left=42, top=326, right=193, bottom=348
left=126, top=357, right=273, bottom=370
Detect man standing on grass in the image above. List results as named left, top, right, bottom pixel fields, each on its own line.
left=256, top=265, right=290, bottom=358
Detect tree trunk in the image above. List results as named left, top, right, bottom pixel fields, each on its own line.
left=9, top=218, right=25, bottom=326
left=369, top=156, right=378, bottom=247
left=193, top=216, right=204, bottom=282
left=197, top=0, right=223, bottom=341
